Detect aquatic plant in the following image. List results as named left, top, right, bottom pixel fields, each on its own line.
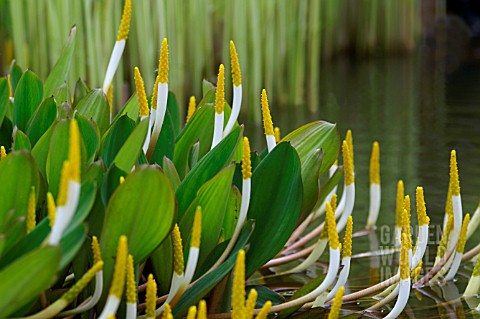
left=0, top=4, right=480, bottom=319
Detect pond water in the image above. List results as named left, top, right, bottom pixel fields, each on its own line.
left=246, top=49, right=480, bottom=318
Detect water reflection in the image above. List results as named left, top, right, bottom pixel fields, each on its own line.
left=246, top=50, right=480, bottom=317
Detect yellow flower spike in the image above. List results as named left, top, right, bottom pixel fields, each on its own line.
left=197, top=300, right=207, bottom=319
left=402, top=206, right=412, bottom=251
left=172, top=224, right=185, bottom=276
left=119, top=176, right=125, bottom=184
left=457, top=214, right=470, bottom=253
left=107, top=84, right=113, bottom=111
left=328, top=286, right=344, bottom=319
left=244, top=289, right=258, bottom=319
left=7, top=74, right=13, bottom=97
left=186, top=96, right=196, bottom=123
left=230, top=40, right=242, bottom=87
left=62, top=261, right=104, bottom=304
left=343, top=216, right=353, bottom=258
left=274, top=127, right=281, bottom=143
left=159, top=38, right=169, bottom=84
left=116, top=0, right=131, bottom=41
left=342, top=140, right=354, bottom=186
left=232, top=250, right=246, bottom=319
left=395, top=180, right=404, bottom=227
left=161, top=303, right=172, bottom=319
left=345, top=130, right=354, bottom=168
left=110, top=236, right=128, bottom=298
left=146, top=274, right=157, bottom=319
left=191, top=207, right=202, bottom=248
left=26, top=186, right=36, bottom=233
left=126, top=255, right=136, bottom=304
left=47, top=192, right=56, bottom=227
left=107, top=314, right=115, bottom=319
left=0, top=145, right=6, bottom=159
left=331, top=193, right=337, bottom=213
left=438, top=215, right=454, bottom=258
left=69, top=119, right=81, bottom=183
left=92, top=236, right=102, bottom=264
left=261, top=89, right=274, bottom=136
left=256, top=301, right=272, bottom=319
left=411, top=260, right=422, bottom=281
left=57, top=160, right=71, bottom=206
left=416, top=187, right=430, bottom=226
left=242, top=137, right=252, bottom=180
left=134, top=67, right=149, bottom=118
left=400, top=233, right=410, bottom=280
left=186, top=305, right=197, bottom=319
left=151, top=75, right=160, bottom=110
left=450, top=150, right=461, bottom=196
left=369, top=141, right=380, bottom=185
left=215, top=64, right=225, bottom=114
left=326, top=202, right=340, bottom=249
left=446, top=185, right=453, bottom=217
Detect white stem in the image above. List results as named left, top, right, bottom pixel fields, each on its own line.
left=326, top=257, right=351, bottom=301
left=126, top=302, right=137, bottom=319
left=336, top=185, right=346, bottom=218
left=223, top=85, right=242, bottom=136
left=98, top=295, right=121, bottom=319
left=176, top=248, right=199, bottom=298
left=447, top=195, right=462, bottom=252
left=411, top=225, right=428, bottom=269
left=467, top=204, right=480, bottom=240
left=157, top=272, right=184, bottom=315
left=286, top=238, right=328, bottom=274
left=394, top=226, right=402, bottom=247
left=49, top=181, right=81, bottom=246
left=366, top=183, right=381, bottom=229
left=336, top=184, right=355, bottom=232
left=141, top=115, right=151, bottom=154
left=266, top=134, right=276, bottom=152
left=59, top=272, right=103, bottom=316
left=445, top=252, right=463, bottom=281
left=369, top=284, right=399, bottom=310
left=211, top=112, right=224, bottom=149
left=384, top=278, right=410, bottom=319
left=152, top=83, right=168, bottom=140
left=431, top=253, right=455, bottom=283
left=102, top=40, right=126, bottom=94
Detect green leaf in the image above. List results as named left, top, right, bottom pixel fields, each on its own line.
left=25, top=96, right=56, bottom=146
left=13, top=70, right=43, bottom=131
left=281, top=121, right=339, bottom=220
left=100, top=165, right=127, bottom=205
left=113, top=92, right=138, bottom=123
left=76, top=113, right=100, bottom=164
left=100, top=166, right=175, bottom=300
left=59, top=224, right=86, bottom=270
left=113, top=117, right=148, bottom=172
left=0, top=246, right=60, bottom=317
left=179, top=165, right=235, bottom=268
left=73, top=78, right=89, bottom=107
left=246, top=142, right=303, bottom=276
left=150, top=235, right=173, bottom=294
left=314, top=166, right=343, bottom=211
left=166, top=92, right=180, bottom=136
left=68, top=180, right=97, bottom=231
left=75, top=89, right=109, bottom=135
left=43, top=26, right=76, bottom=98
left=248, top=285, right=285, bottom=307
left=31, top=124, right=54, bottom=179
left=162, top=157, right=181, bottom=191
left=100, top=115, right=135, bottom=169
left=8, top=61, right=23, bottom=94
left=13, top=129, right=31, bottom=150
left=0, top=78, right=8, bottom=128
left=223, top=186, right=242, bottom=240
left=0, top=151, right=40, bottom=222
left=0, top=118, right=13, bottom=151
left=173, top=221, right=254, bottom=318
left=175, top=126, right=242, bottom=219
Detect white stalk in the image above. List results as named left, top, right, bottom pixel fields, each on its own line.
left=266, top=134, right=276, bottom=152
left=369, top=284, right=399, bottom=310
left=326, top=256, right=351, bottom=301
left=444, top=252, right=463, bottom=281
left=223, top=85, right=242, bottom=136
left=286, top=238, right=328, bottom=274
left=126, top=302, right=137, bottom=319
left=447, top=195, right=462, bottom=252
left=464, top=275, right=480, bottom=296
left=431, top=253, right=455, bottom=283
left=176, top=247, right=199, bottom=298
left=384, top=278, right=411, bottom=319
left=467, top=203, right=480, bottom=240
left=411, top=225, right=428, bottom=269
left=156, top=272, right=184, bottom=315
left=141, top=115, right=151, bottom=154
left=98, top=296, right=121, bottom=319
left=211, top=112, right=224, bottom=149
left=394, top=226, right=402, bottom=247
left=335, top=185, right=346, bottom=218
left=336, top=184, right=355, bottom=232
left=151, top=83, right=168, bottom=142
left=59, top=272, right=103, bottom=316
left=49, top=181, right=81, bottom=246
left=366, top=183, right=381, bottom=229
left=102, top=40, right=126, bottom=94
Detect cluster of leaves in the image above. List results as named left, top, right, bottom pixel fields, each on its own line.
left=0, top=27, right=340, bottom=317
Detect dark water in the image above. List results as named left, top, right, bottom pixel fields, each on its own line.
left=246, top=50, right=480, bottom=317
